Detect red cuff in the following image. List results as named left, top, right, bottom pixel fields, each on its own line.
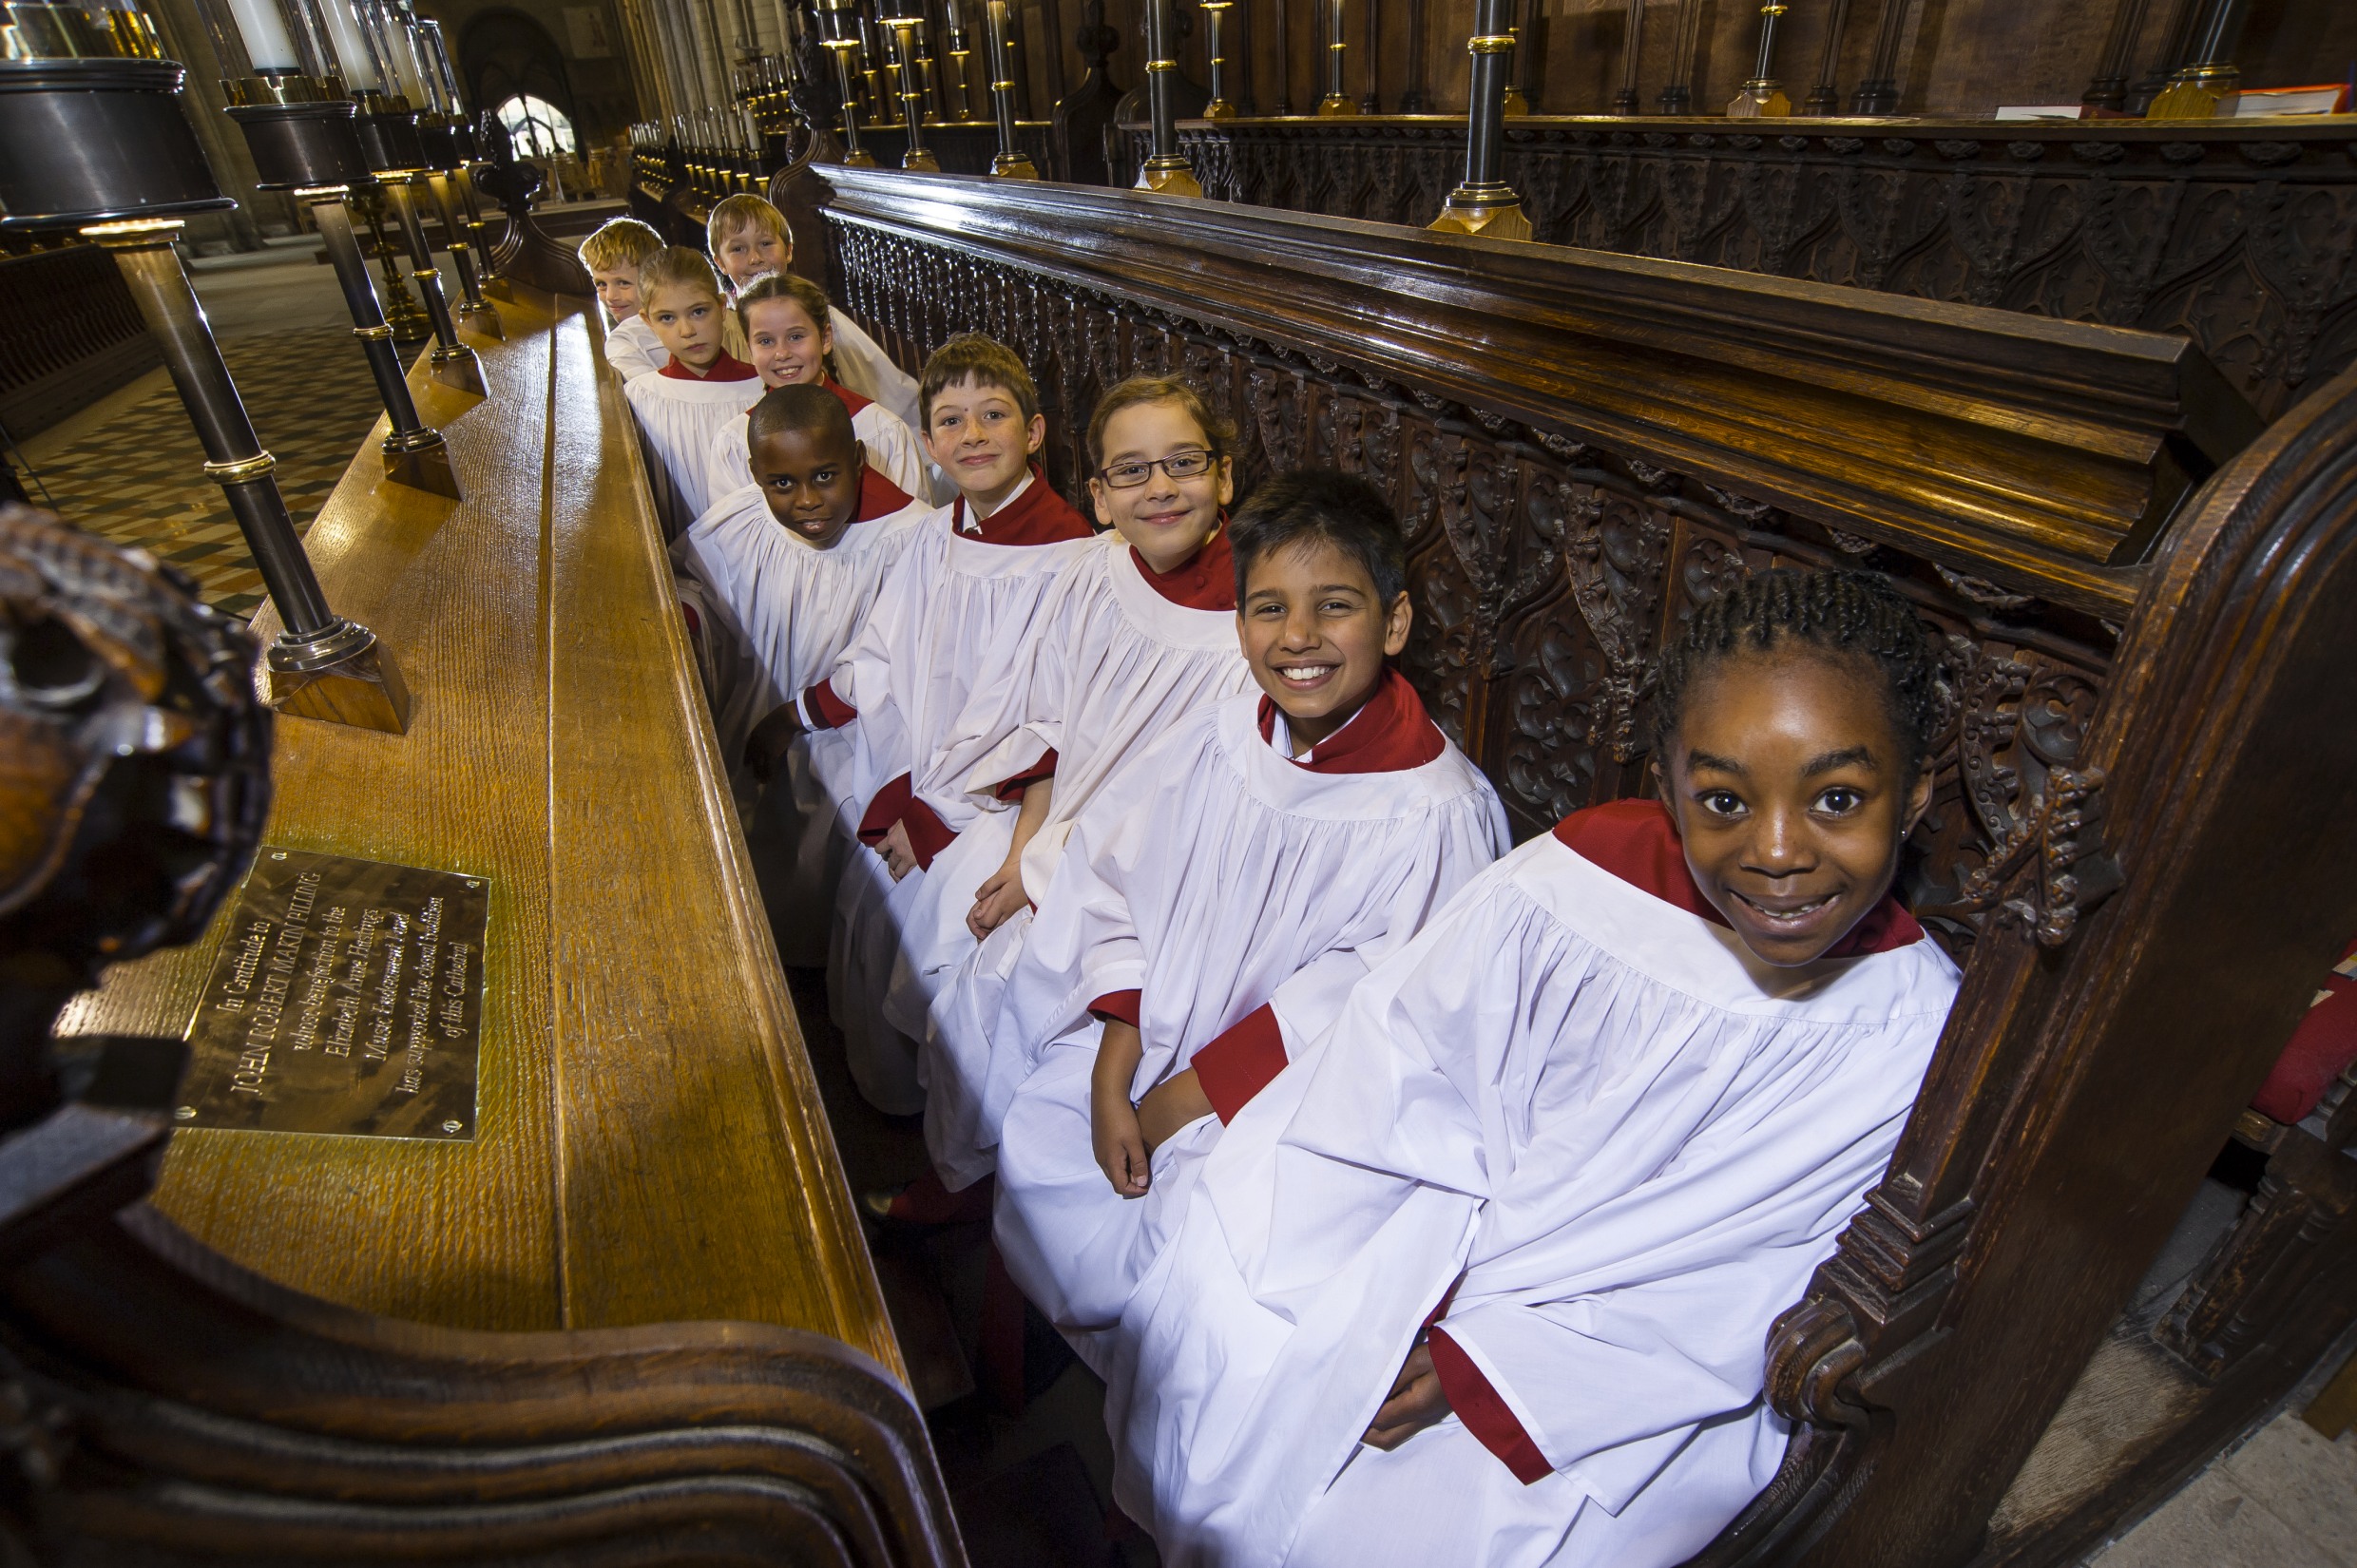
left=680, top=601, right=701, bottom=637
left=992, top=747, right=1059, bottom=803
left=804, top=678, right=856, bottom=730
left=1089, top=989, right=1142, bottom=1027
left=1193, top=1004, right=1288, bottom=1123
left=901, top=796, right=957, bottom=871
left=1428, top=1327, right=1550, bottom=1485
left=854, top=774, right=958, bottom=869
left=857, top=773, right=913, bottom=846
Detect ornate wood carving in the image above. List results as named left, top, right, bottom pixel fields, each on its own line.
left=818, top=173, right=2357, bottom=1568
left=1160, top=116, right=2357, bottom=423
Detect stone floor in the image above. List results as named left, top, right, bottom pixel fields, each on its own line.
left=12, top=237, right=401, bottom=620
left=2082, top=1409, right=2357, bottom=1568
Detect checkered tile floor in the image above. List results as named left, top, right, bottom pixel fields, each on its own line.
left=26, top=323, right=387, bottom=621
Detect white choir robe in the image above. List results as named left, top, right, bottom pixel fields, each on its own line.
left=1110, top=798, right=1960, bottom=1568
left=987, top=676, right=1510, bottom=1350
left=886, top=534, right=1255, bottom=1113
left=825, top=308, right=924, bottom=436
left=623, top=360, right=765, bottom=522
left=672, top=474, right=929, bottom=965
left=808, top=472, right=1095, bottom=1113
left=604, top=314, right=666, bottom=383
left=701, top=389, right=936, bottom=509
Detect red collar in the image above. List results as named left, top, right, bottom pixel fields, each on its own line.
left=1256, top=668, right=1447, bottom=774
left=1132, top=520, right=1236, bottom=611
left=951, top=466, right=1094, bottom=546
left=660, top=351, right=758, bottom=382
left=827, top=379, right=874, bottom=417
left=855, top=467, right=911, bottom=522
left=1552, top=798, right=1923, bottom=958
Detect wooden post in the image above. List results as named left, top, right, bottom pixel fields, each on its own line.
left=1804, top=0, right=1852, bottom=113
left=1849, top=0, right=1910, bottom=114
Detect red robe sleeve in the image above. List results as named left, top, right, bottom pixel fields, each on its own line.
left=1191, top=1004, right=1289, bottom=1122
left=1427, top=1326, right=1551, bottom=1485
left=802, top=677, right=857, bottom=730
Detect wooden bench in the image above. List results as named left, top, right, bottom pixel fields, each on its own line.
left=804, top=163, right=2357, bottom=1568
left=18, top=286, right=963, bottom=1564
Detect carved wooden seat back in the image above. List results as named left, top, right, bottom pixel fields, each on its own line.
left=806, top=168, right=2357, bottom=1567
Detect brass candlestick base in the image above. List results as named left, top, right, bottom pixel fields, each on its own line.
left=263, top=621, right=412, bottom=734
left=1136, top=156, right=1204, bottom=197
left=1318, top=92, right=1353, bottom=115
left=1204, top=98, right=1237, bottom=119
left=2147, top=63, right=2239, bottom=119
left=457, top=299, right=504, bottom=339
left=902, top=146, right=942, bottom=171
left=1428, top=183, right=1534, bottom=240
left=990, top=151, right=1041, bottom=178
left=1503, top=85, right=1530, bottom=114
left=382, top=425, right=460, bottom=499
left=429, top=342, right=487, bottom=396
left=1726, top=77, right=1792, bottom=115
left=841, top=147, right=880, bottom=167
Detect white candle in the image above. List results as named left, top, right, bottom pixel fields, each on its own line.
left=323, top=0, right=380, bottom=87
left=223, top=0, right=300, bottom=69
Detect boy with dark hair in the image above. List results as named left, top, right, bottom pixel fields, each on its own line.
left=743, top=333, right=1094, bottom=1112
left=984, top=468, right=1510, bottom=1357
left=675, top=384, right=930, bottom=962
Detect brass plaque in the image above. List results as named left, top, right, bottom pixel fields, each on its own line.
left=178, top=848, right=489, bottom=1140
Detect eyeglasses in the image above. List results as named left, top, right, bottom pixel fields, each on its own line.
left=1097, top=449, right=1218, bottom=488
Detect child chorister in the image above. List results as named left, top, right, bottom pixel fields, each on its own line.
left=622, top=247, right=762, bottom=524
left=742, top=335, right=1094, bottom=1115
left=702, top=271, right=935, bottom=506
left=1110, top=568, right=1963, bottom=1568
left=675, top=385, right=931, bottom=961
left=580, top=217, right=667, bottom=383
left=984, top=472, right=1510, bottom=1352
left=872, top=380, right=1263, bottom=1198
left=705, top=193, right=922, bottom=435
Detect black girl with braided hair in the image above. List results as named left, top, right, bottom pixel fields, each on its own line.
left=1108, top=565, right=1964, bottom=1568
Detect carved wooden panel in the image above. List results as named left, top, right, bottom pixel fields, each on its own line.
left=827, top=216, right=2120, bottom=958
left=1159, top=119, right=2357, bottom=423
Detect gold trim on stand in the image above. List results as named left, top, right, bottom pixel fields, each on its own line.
left=201, top=452, right=278, bottom=485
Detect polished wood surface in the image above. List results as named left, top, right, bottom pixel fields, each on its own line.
left=51, top=291, right=900, bottom=1376
left=819, top=165, right=2252, bottom=617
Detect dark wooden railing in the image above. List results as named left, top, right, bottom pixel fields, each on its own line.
left=808, top=164, right=2357, bottom=1568
left=1140, top=114, right=2357, bottom=424
left=0, top=244, right=161, bottom=441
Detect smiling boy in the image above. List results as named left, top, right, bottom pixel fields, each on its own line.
left=741, top=334, right=1094, bottom=1113
left=674, top=383, right=929, bottom=964
left=977, top=470, right=1509, bottom=1356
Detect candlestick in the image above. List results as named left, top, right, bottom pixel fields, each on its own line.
left=2080, top=0, right=2150, bottom=111
left=2146, top=0, right=2251, bottom=118
left=94, top=221, right=409, bottom=730
left=1804, top=0, right=1850, bottom=112
left=823, top=38, right=877, bottom=163
left=981, top=0, right=1037, bottom=174
left=1359, top=0, right=1377, bottom=112
left=1399, top=0, right=1425, bottom=110
left=1612, top=0, right=1640, bottom=113
left=882, top=15, right=939, bottom=168
left=1134, top=0, right=1200, bottom=194
left=382, top=177, right=486, bottom=394
left=1317, top=0, right=1350, bottom=114
left=1201, top=0, right=1236, bottom=117
left=1427, top=0, right=1527, bottom=239
left=1726, top=0, right=1791, bottom=116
